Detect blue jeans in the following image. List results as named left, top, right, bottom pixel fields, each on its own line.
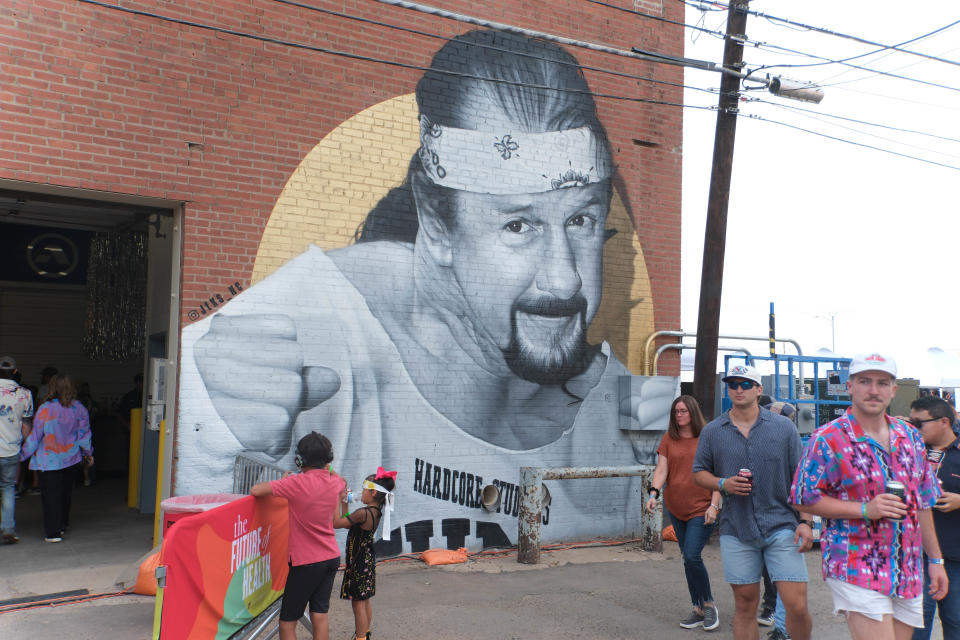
left=0, top=454, right=19, bottom=533
left=669, top=512, right=716, bottom=608
left=912, top=557, right=960, bottom=640
left=774, top=593, right=786, bottom=633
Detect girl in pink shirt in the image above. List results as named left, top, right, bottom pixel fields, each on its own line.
left=252, top=432, right=345, bottom=640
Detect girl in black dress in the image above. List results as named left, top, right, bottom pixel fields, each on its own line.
left=334, top=468, right=396, bottom=640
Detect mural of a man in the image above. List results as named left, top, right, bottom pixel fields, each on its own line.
left=178, top=30, right=673, bottom=550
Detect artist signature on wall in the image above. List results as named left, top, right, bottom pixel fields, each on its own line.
left=187, top=281, right=244, bottom=321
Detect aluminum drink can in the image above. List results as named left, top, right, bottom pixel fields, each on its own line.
left=885, top=480, right=905, bottom=520
left=738, top=468, right=753, bottom=487
left=344, top=491, right=354, bottom=504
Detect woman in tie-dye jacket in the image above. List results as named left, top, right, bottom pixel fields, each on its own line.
left=21, top=374, right=93, bottom=542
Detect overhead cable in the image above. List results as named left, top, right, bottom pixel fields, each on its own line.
left=751, top=98, right=960, bottom=146
left=583, top=0, right=727, bottom=38
left=750, top=101, right=960, bottom=161
left=741, top=114, right=960, bottom=172
left=599, top=0, right=960, bottom=94
left=745, top=24, right=959, bottom=72
left=680, top=0, right=960, bottom=69
left=743, top=44, right=960, bottom=95
left=266, top=0, right=714, bottom=96
left=76, top=0, right=714, bottom=111
left=368, top=0, right=717, bottom=70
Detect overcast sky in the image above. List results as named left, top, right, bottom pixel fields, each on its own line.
left=679, top=0, right=960, bottom=381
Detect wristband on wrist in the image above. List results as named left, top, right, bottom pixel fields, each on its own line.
left=718, top=478, right=726, bottom=495
left=708, top=503, right=720, bottom=511
left=929, top=557, right=945, bottom=565
left=861, top=502, right=869, bottom=522
left=649, top=487, right=660, bottom=499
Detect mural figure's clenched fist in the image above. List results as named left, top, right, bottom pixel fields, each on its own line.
left=618, top=375, right=675, bottom=464
left=194, top=313, right=340, bottom=456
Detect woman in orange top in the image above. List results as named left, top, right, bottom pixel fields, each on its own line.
left=646, top=395, right=722, bottom=631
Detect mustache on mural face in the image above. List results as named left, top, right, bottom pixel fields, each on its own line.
left=514, top=293, right=588, bottom=318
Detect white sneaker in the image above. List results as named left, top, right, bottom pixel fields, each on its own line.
left=44, top=536, right=63, bottom=543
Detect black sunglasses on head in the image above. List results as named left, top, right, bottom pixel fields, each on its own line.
left=726, top=380, right=757, bottom=391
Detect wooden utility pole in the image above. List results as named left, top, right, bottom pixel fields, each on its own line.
left=692, top=0, right=749, bottom=419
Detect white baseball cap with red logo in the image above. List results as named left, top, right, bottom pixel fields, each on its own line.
left=722, top=364, right=762, bottom=385
left=848, top=352, right=897, bottom=378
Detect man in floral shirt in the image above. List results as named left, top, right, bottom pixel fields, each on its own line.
left=791, top=353, right=947, bottom=639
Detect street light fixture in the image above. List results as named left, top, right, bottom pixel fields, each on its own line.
left=630, top=48, right=824, bottom=104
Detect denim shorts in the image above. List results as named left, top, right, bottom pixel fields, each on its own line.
left=719, top=528, right=809, bottom=585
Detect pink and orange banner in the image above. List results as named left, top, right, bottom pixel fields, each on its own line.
left=153, top=495, right=289, bottom=640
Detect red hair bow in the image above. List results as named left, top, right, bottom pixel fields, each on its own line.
left=376, top=466, right=397, bottom=481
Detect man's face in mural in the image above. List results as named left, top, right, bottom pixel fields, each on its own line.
left=445, top=181, right=610, bottom=384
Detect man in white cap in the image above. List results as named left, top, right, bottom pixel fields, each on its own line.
left=694, top=363, right=813, bottom=640
left=791, top=353, right=948, bottom=640
left=0, top=356, right=34, bottom=544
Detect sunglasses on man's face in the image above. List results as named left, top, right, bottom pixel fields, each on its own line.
left=909, top=417, right=940, bottom=429
left=726, top=380, right=757, bottom=391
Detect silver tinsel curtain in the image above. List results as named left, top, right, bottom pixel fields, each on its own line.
left=82, top=231, right=147, bottom=360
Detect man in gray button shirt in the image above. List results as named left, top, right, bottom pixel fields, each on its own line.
left=693, top=364, right=813, bottom=640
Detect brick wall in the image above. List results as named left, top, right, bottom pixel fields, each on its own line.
left=3, top=0, right=684, bottom=551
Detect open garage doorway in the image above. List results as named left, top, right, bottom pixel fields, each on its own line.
left=0, top=181, right=181, bottom=545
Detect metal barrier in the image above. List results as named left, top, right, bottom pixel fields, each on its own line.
left=233, top=451, right=293, bottom=493
left=517, top=465, right=660, bottom=564
left=230, top=453, right=310, bottom=640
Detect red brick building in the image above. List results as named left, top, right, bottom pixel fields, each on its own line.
left=1, top=0, right=683, bottom=549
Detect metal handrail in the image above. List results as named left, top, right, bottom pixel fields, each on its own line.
left=653, top=343, right=753, bottom=375
left=642, top=330, right=803, bottom=376
left=517, top=465, right=659, bottom=564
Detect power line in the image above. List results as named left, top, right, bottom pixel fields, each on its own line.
left=747, top=21, right=959, bottom=72
left=751, top=100, right=960, bottom=161
left=76, top=0, right=714, bottom=112
left=686, top=0, right=960, bottom=69
left=815, top=43, right=960, bottom=88
left=743, top=42, right=960, bottom=96
left=618, top=0, right=960, bottom=95
left=368, top=0, right=725, bottom=72
left=745, top=21, right=960, bottom=80
left=741, top=113, right=960, bottom=172
left=686, top=6, right=960, bottom=97
left=584, top=0, right=729, bottom=39
left=74, top=1, right=960, bottom=173
left=820, top=81, right=960, bottom=112
left=265, top=0, right=715, bottom=97
left=751, top=98, right=960, bottom=146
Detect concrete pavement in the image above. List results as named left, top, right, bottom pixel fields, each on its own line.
left=0, top=479, right=940, bottom=638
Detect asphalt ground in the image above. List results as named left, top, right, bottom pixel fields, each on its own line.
left=0, top=478, right=944, bottom=639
